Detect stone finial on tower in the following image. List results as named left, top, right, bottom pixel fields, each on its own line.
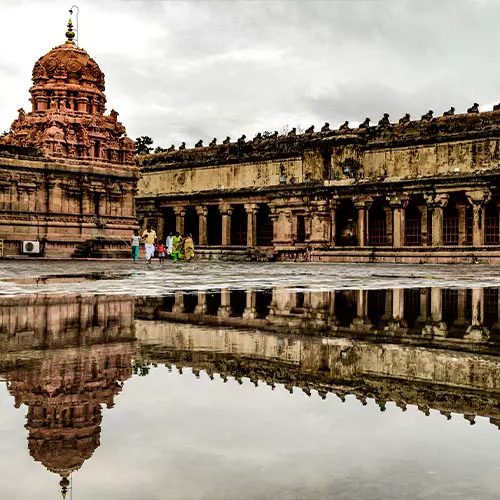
left=65, top=18, right=76, bottom=45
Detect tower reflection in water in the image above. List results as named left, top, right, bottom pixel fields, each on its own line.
left=0, top=294, right=136, bottom=497
left=2, top=287, right=500, bottom=496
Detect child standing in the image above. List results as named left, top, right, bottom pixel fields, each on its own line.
left=156, top=241, right=166, bottom=263
left=130, top=229, right=140, bottom=262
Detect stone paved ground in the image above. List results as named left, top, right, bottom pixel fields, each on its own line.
left=1, top=260, right=500, bottom=296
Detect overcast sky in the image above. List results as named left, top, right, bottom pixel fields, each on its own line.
left=1, top=0, right=499, bottom=149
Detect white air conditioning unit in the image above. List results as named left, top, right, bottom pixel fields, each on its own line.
left=22, top=240, right=40, bottom=255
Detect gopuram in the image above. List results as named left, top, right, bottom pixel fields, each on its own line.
left=137, top=106, right=500, bottom=263
left=0, top=20, right=138, bottom=258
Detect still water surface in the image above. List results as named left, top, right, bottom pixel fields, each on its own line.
left=0, top=263, right=500, bottom=499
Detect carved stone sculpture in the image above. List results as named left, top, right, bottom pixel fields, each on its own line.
left=443, top=107, right=455, bottom=116
left=359, top=117, right=370, bottom=129
left=195, top=140, right=203, bottom=148
left=378, top=114, right=390, bottom=126
left=339, top=121, right=350, bottom=131
left=304, top=125, right=315, bottom=134
left=421, top=110, right=434, bottom=121
left=467, top=103, right=479, bottom=114
left=287, top=128, right=297, bottom=137
left=179, top=142, right=186, bottom=150
left=209, top=138, right=217, bottom=147
left=223, top=136, right=231, bottom=145
left=321, top=122, right=330, bottom=133
left=398, top=113, right=410, bottom=125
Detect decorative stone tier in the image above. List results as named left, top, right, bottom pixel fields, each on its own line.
left=0, top=148, right=139, bottom=257
left=1, top=20, right=135, bottom=166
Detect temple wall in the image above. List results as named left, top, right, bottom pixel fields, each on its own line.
left=135, top=319, right=500, bottom=393
left=0, top=295, right=135, bottom=352
left=0, top=154, right=139, bottom=257
left=138, top=157, right=303, bottom=196
left=362, top=138, right=500, bottom=179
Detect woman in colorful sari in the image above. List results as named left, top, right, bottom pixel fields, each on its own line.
left=183, top=233, right=195, bottom=262
left=171, top=232, right=182, bottom=262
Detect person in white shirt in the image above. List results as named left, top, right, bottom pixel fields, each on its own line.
left=166, top=232, right=174, bottom=257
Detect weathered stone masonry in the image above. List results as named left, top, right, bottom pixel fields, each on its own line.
left=137, top=111, right=500, bottom=263
left=0, top=20, right=138, bottom=257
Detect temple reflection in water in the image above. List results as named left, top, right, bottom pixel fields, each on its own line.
left=136, top=286, right=500, bottom=342
left=2, top=287, right=500, bottom=495
left=0, top=294, right=136, bottom=497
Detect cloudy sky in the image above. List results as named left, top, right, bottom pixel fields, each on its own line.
left=0, top=0, right=499, bottom=149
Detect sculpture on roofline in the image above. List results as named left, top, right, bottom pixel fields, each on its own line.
left=398, top=113, right=410, bottom=125
left=179, top=142, right=186, bottom=150
left=339, top=121, right=350, bottom=131
left=253, top=132, right=262, bottom=142
left=443, top=107, right=455, bottom=116
left=421, top=110, right=433, bottom=121
left=222, top=136, right=231, bottom=145
left=378, top=113, right=390, bottom=126
left=167, top=144, right=175, bottom=152
left=195, top=139, right=203, bottom=148
left=359, top=117, right=370, bottom=129
left=209, top=138, right=217, bottom=147
left=494, top=103, right=500, bottom=111
left=237, top=134, right=246, bottom=144
left=287, top=127, right=297, bottom=137
left=467, top=103, right=479, bottom=113
left=304, top=125, right=314, bottom=134
left=321, top=122, right=330, bottom=133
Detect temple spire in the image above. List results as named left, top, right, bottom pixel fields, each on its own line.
left=65, top=18, right=75, bottom=45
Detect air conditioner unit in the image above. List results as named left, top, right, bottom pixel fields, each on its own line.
left=22, top=240, right=40, bottom=255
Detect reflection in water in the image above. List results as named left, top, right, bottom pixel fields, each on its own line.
left=1, top=288, right=500, bottom=497
left=0, top=294, right=136, bottom=497
left=136, top=286, right=500, bottom=343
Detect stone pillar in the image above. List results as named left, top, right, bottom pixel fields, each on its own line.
left=465, top=288, right=488, bottom=341
left=242, top=290, right=257, bottom=319
left=196, top=206, right=208, bottom=245
left=271, top=207, right=293, bottom=246
left=424, top=193, right=449, bottom=247
left=389, top=195, right=408, bottom=247
left=352, top=289, right=371, bottom=328
left=418, top=205, right=428, bottom=246
left=218, top=289, right=231, bottom=319
left=308, top=202, right=332, bottom=247
left=417, top=288, right=428, bottom=322
left=194, top=291, right=207, bottom=314
left=455, top=289, right=467, bottom=325
left=456, top=203, right=467, bottom=246
left=430, top=288, right=442, bottom=323
left=423, top=287, right=447, bottom=338
left=384, top=207, right=393, bottom=246
left=245, top=203, right=258, bottom=247
left=47, top=179, right=62, bottom=213
left=354, top=197, right=372, bottom=247
left=156, top=209, right=165, bottom=242
left=219, top=204, right=232, bottom=246
left=467, top=189, right=491, bottom=247
left=172, top=293, right=184, bottom=314
left=330, top=200, right=338, bottom=247
left=392, top=288, right=404, bottom=320
left=174, top=207, right=185, bottom=235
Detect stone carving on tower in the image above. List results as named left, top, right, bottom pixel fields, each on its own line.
left=1, top=19, right=135, bottom=165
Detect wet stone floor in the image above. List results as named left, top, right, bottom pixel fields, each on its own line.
left=1, top=261, right=500, bottom=499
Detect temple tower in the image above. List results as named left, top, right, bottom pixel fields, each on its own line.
left=0, top=18, right=139, bottom=257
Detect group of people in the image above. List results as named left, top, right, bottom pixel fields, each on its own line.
left=130, top=225, right=195, bottom=263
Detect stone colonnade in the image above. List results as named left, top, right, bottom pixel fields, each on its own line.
left=150, top=187, right=496, bottom=249
left=148, top=286, right=497, bottom=341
